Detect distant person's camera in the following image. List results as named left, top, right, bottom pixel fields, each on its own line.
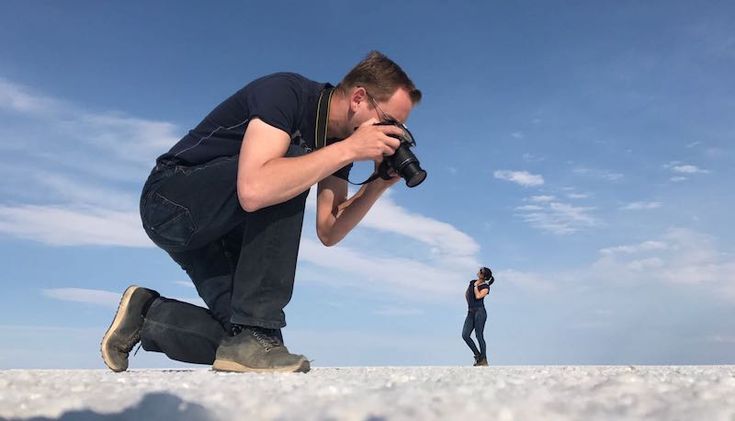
left=374, top=120, right=427, bottom=188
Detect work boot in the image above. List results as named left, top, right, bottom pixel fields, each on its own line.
left=473, top=355, right=481, bottom=366
left=477, top=355, right=489, bottom=366
left=213, top=326, right=310, bottom=373
left=100, top=285, right=160, bottom=372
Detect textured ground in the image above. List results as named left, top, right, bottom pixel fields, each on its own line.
left=1, top=366, right=734, bottom=420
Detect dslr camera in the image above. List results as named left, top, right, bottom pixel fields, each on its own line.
left=374, top=119, right=427, bottom=188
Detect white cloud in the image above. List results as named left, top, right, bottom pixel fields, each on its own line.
left=599, top=240, right=668, bottom=255
left=511, top=131, right=524, bottom=139
left=672, top=164, right=709, bottom=174
left=529, top=195, right=555, bottom=203
left=516, top=205, right=543, bottom=211
left=573, top=167, right=623, bottom=181
left=299, top=238, right=460, bottom=300
left=671, top=176, right=688, bottom=182
left=173, top=281, right=196, bottom=288
left=522, top=153, right=545, bottom=163
left=301, top=191, right=484, bottom=301
left=0, top=80, right=176, bottom=173
left=494, top=170, right=544, bottom=187
left=516, top=201, right=598, bottom=235
left=592, top=228, right=735, bottom=301
left=664, top=161, right=710, bottom=175
left=0, top=205, right=152, bottom=247
left=626, top=257, right=665, bottom=271
left=42, top=286, right=206, bottom=309
left=708, top=335, right=735, bottom=344
left=567, top=193, right=589, bottom=199
left=0, top=78, right=60, bottom=113
left=496, top=269, right=556, bottom=292
left=41, top=288, right=121, bottom=307
left=621, top=201, right=662, bottom=210
left=0, top=78, right=176, bottom=247
left=357, top=193, right=480, bottom=267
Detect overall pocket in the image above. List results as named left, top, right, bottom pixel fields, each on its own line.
left=142, top=191, right=196, bottom=249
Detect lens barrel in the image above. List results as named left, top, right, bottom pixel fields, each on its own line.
left=390, top=144, right=427, bottom=188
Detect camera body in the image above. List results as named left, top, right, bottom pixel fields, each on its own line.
left=374, top=120, right=427, bottom=188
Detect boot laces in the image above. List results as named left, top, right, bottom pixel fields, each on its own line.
left=250, top=328, right=281, bottom=352
left=120, top=332, right=141, bottom=353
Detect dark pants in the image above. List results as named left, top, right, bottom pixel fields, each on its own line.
left=461, top=307, right=487, bottom=358
left=138, top=146, right=308, bottom=365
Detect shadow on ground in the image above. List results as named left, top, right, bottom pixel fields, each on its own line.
left=11, top=392, right=217, bottom=421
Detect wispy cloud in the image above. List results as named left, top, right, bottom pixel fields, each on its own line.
left=572, top=167, right=623, bottom=182
left=529, top=195, right=555, bottom=203
left=599, top=240, right=669, bottom=255
left=299, top=238, right=460, bottom=300
left=0, top=205, right=151, bottom=247
left=515, top=204, right=543, bottom=211
left=708, top=335, right=735, bottom=344
left=592, top=228, right=735, bottom=301
left=621, top=201, right=662, bottom=210
left=496, top=269, right=556, bottom=292
left=301, top=191, right=484, bottom=301
left=41, top=288, right=121, bottom=307
left=566, top=193, right=589, bottom=200
left=672, top=165, right=710, bottom=174
left=0, top=78, right=176, bottom=247
left=0, top=78, right=60, bottom=113
left=494, top=170, right=544, bottom=187
left=0, top=79, right=179, bottom=169
left=173, top=281, right=196, bottom=288
left=515, top=200, right=599, bottom=235
left=664, top=161, right=711, bottom=175
left=358, top=193, right=479, bottom=267
left=522, top=153, right=545, bottom=163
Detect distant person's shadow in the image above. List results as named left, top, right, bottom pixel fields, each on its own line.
left=14, top=392, right=216, bottom=421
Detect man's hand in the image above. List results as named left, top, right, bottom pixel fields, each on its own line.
left=372, top=164, right=402, bottom=189
left=342, top=118, right=404, bottom=163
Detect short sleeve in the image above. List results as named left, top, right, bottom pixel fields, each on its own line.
left=479, top=284, right=490, bottom=292
left=244, top=74, right=300, bottom=135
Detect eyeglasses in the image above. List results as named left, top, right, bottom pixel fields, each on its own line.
left=366, top=91, right=399, bottom=123
left=365, top=90, right=416, bottom=147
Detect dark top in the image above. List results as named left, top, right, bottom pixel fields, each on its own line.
left=466, top=280, right=490, bottom=309
left=157, top=72, right=352, bottom=180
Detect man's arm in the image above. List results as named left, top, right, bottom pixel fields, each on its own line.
left=238, top=117, right=402, bottom=212
left=315, top=174, right=399, bottom=246
left=237, top=118, right=354, bottom=212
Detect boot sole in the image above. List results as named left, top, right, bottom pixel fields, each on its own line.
left=212, top=358, right=310, bottom=373
left=100, top=285, right=139, bottom=372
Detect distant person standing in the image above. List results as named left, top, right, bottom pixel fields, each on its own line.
left=462, top=267, right=494, bottom=366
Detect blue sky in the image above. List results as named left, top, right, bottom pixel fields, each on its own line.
left=0, top=1, right=733, bottom=368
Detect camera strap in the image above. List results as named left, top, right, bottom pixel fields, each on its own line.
left=315, top=86, right=383, bottom=186
left=314, top=86, right=334, bottom=151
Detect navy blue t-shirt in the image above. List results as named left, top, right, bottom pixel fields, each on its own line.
left=157, top=72, right=352, bottom=180
left=466, top=280, right=490, bottom=308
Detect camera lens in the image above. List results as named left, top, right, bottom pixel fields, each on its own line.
left=391, top=145, right=427, bottom=188
left=404, top=163, right=427, bottom=187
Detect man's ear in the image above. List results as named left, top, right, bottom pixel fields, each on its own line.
left=350, top=87, right=367, bottom=111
